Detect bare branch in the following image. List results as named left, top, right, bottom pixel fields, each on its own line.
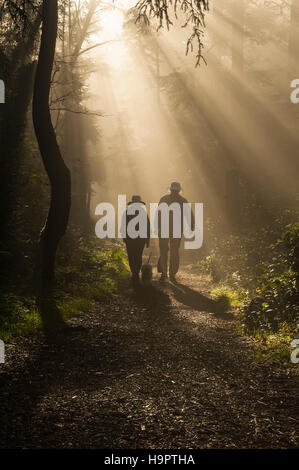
left=50, top=107, right=105, bottom=117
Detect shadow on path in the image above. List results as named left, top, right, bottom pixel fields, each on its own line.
left=169, top=282, right=231, bottom=319
left=131, top=282, right=172, bottom=311
left=0, top=279, right=295, bottom=448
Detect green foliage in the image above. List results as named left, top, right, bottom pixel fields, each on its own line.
left=0, top=293, right=97, bottom=342
left=211, top=285, right=247, bottom=309
left=56, top=237, right=129, bottom=299
left=0, top=293, right=40, bottom=341
left=0, top=237, right=129, bottom=341
left=241, top=223, right=299, bottom=337
left=199, top=219, right=298, bottom=365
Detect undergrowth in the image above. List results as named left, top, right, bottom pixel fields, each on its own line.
left=0, top=236, right=129, bottom=341
left=199, top=220, right=299, bottom=367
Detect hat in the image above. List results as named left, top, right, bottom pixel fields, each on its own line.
left=131, top=195, right=142, bottom=203
left=170, top=182, right=182, bottom=192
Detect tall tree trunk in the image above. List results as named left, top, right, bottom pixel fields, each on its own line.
left=0, top=62, right=36, bottom=246
left=32, top=0, right=71, bottom=283
left=0, top=9, right=41, bottom=252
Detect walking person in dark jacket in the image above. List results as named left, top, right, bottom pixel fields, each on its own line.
left=121, top=195, right=150, bottom=284
left=157, top=182, right=194, bottom=283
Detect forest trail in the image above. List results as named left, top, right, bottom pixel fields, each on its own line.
left=0, top=270, right=297, bottom=449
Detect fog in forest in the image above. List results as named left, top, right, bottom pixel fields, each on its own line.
left=0, top=0, right=298, bottom=449
left=67, top=0, right=299, bottom=233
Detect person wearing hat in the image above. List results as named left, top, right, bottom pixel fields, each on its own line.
left=157, top=182, right=194, bottom=282
left=122, top=195, right=150, bottom=284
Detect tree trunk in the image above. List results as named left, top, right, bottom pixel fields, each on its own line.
left=32, top=0, right=71, bottom=283
left=0, top=9, right=41, bottom=251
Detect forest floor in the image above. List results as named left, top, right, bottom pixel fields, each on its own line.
left=0, top=269, right=297, bottom=449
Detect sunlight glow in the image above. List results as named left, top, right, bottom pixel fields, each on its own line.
left=101, top=8, right=124, bottom=40
left=87, top=3, right=128, bottom=70
left=84, top=0, right=299, bottom=219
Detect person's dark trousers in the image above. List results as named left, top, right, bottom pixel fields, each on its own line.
left=125, top=238, right=146, bottom=278
left=158, top=238, right=181, bottom=276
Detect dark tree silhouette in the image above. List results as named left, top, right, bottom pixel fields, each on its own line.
left=0, top=4, right=41, bottom=254
left=32, top=0, right=71, bottom=283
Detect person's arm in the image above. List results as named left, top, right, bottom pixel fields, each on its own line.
left=157, top=197, right=164, bottom=238
left=183, top=197, right=195, bottom=232
left=191, top=204, right=195, bottom=232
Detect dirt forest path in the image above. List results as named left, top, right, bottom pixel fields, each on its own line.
left=0, top=270, right=297, bottom=449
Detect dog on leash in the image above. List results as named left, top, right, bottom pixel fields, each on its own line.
left=141, top=253, right=152, bottom=285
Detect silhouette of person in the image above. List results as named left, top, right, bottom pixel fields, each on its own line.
left=157, top=182, right=194, bottom=282
left=121, top=195, right=150, bottom=283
